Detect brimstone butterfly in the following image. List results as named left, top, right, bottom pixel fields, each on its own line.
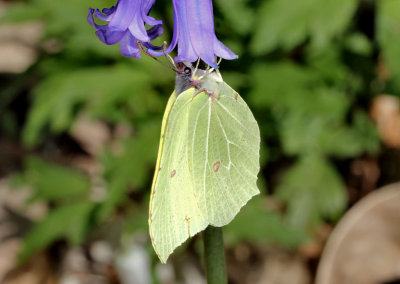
left=149, top=64, right=260, bottom=263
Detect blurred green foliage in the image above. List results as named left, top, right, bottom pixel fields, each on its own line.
left=0, top=0, right=397, bottom=266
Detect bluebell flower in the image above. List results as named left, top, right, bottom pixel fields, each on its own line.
left=149, top=0, right=237, bottom=68
left=87, top=0, right=163, bottom=58
left=88, top=0, right=237, bottom=68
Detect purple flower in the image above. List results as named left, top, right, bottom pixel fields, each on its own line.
left=88, top=0, right=238, bottom=68
left=87, top=0, right=163, bottom=58
left=149, top=0, right=237, bottom=68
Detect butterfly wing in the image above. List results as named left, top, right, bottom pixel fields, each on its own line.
left=149, top=75, right=260, bottom=263
left=149, top=89, right=208, bottom=263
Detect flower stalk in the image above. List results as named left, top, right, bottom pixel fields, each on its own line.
left=203, top=226, right=227, bottom=284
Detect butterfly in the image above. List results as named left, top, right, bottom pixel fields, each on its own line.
left=148, top=61, right=261, bottom=263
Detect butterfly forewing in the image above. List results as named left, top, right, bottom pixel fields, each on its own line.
left=149, top=89, right=208, bottom=263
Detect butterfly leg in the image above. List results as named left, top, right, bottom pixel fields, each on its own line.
left=192, top=88, right=216, bottom=100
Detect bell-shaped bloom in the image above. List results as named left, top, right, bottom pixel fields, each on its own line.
left=148, top=0, right=238, bottom=68
left=87, top=0, right=164, bottom=58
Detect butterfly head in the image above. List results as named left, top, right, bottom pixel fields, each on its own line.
left=135, top=41, right=218, bottom=96
left=174, top=62, right=206, bottom=95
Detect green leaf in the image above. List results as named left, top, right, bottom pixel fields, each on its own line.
left=23, top=157, right=90, bottom=202
left=19, top=202, right=94, bottom=263
left=225, top=196, right=306, bottom=248
left=251, top=0, right=358, bottom=54
left=280, top=107, right=379, bottom=157
left=276, top=155, right=347, bottom=229
left=344, top=33, right=373, bottom=56
left=214, top=0, right=254, bottom=35
left=249, top=62, right=319, bottom=110
left=319, top=110, right=380, bottom=157
left=22, top=64, right=156, bottom=147
left=97, top=120, right=160, bottom=221
left=249, top=62, right=377, bottom=157
left=306, top=46, right=350, bottom=85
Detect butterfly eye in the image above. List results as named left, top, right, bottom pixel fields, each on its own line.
left=184, top=67, right=192, bottom=75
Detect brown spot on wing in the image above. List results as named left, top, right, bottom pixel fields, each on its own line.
left=170, top=169, right=176, bottom=178
left=234, top=93, right=238, bottom=100
left=213, top=161, right=221, bottom=173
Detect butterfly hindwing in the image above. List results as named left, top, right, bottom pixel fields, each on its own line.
left=149, top=72, right=260, bottom=263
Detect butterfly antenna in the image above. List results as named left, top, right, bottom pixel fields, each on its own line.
left=204, top=56, right=220, bottom=75
left=137, top=41, right=177, bottom=72
left=205, top=65, right=215, bottom=77
left=198, top=56, right=223, bottom=81
left=198, top=63, right=215, bottom=81
left=162, top=41, right=177, bottom=70
left=216, top=56, right=222, bottom=66
left=215, top=57, right=224, bottom=80
left=193, top=57, right=201, bottom=77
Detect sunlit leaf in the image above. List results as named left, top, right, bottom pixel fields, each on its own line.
left=344, top=33, right=373, bottom=56
left=251, top=0, right=358, bottom=54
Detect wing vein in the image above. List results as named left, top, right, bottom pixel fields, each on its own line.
left=203, top=100, right=211, bottom=218
left=216, top=112, right=232, bottom=169
left=216, top=100, right=258, bottom=139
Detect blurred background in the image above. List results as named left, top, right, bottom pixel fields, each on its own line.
left=0, top=0, right=399, bottom=283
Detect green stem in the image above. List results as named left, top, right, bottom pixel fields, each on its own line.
left=203, top=226, right=227, bottom=284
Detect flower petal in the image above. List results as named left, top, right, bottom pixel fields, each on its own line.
left=174, top=0, right=197, bottom=63
left=143, top=14, right=163, bottom=26
left=96, top=28, right=126, bottom=45
left=88, top=8, right=126, bottom=45
left=129, top=15, right=149, bottom=41
left=102, top=7, right=116, bottom=15
left=147, top=25, right=164, bottom=41
left=94, top=8, right=114, bottom=21
left=120, top=32, right=141, bottom=58
left=108, top=0, right=137, bottom=31
left=186, top=0, right=217, bottom=67
left=87, top=8, right=101, bottom=29
left=142, top=0, right=162, bottom=26
left=147, top=0, right=180, bottom=56
left=213, top=37, right=238, bottom=60
left=143, top=0, right=156, bottom=13
left=89, top=0, right=163, bottom=58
